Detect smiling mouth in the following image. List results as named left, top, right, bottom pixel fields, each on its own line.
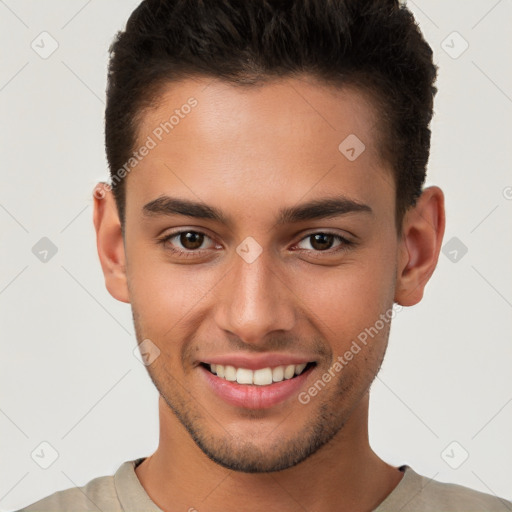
left=200, top=362, right=316, bottom=386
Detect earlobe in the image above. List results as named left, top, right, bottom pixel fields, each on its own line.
left=92, top=182, right=130, bottom=304
left=394, top=186, right=445, bottom=307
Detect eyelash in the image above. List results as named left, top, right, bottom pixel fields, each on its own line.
left=157, top=230, right=354, bottom=258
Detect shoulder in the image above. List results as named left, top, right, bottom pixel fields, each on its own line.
left=417, top=476, right=512, bottom=511
left=377, top=465, right=512, bottom=512
left=15, top=467, right=121, bottom=512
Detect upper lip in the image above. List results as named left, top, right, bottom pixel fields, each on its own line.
left=199, top=353, right=316, bottom=371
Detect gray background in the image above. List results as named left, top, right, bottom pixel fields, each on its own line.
left=1, top=1, right=511, bottom=509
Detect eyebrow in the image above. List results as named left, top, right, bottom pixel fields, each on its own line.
left=142, top=195, right=373, bottom=225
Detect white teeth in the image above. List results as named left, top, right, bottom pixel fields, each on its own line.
left=284, top=364, right=295, bottom=379
left=236, top=368, right=253, bottom=385
left=208, top=363, right=310, bottom=386
left=224, top=365, right=237, bottom=381
left=294, top=363, right=306, bottom=375
left=272, top=366, right=284, bottom=382
left=253, top=368, right=273, bottom=386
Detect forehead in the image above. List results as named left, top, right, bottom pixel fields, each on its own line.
left=137, top=75, right=382, bottom=156
left=126, top=76, right=394, bottom=224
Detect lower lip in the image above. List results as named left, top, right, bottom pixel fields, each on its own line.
left=200, top=365, right=314, bottom=409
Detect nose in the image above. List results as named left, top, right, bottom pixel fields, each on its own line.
left=213, top=246, right=296, bottom=346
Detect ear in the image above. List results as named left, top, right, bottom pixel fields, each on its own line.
left=92, top=182, right=130, bottom=303
left=394, top=186, right=445, bottom=306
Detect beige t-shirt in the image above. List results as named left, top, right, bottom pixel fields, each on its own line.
left=17, top=457, right=511, bottom=512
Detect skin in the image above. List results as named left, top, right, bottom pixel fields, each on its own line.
left=93, top=75, right=445, bottom=512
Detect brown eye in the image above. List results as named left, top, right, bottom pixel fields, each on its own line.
left=295, top=232, right=353, bottom=254
left=179, top=231, right=204, bottom=250
left=158, top=230, right=217, bottom=257
left=309, top=233, right=335, bottom=251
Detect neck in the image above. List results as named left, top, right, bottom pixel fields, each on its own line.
left=136, top=393, right=403, bottom=512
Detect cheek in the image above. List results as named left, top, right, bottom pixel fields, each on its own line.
left=126, top=244, right=182, bottom=334
left=295, top=253, right=396, bottom=355
left=127, top=245, right=220, bottom=338
left=305, top=265, right=392, bottom=318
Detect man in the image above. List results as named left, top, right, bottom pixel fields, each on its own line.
left=18, top=0, right=511, bottom=510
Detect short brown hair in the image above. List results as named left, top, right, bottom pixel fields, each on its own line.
left=105, top=0, right=437, bottom=233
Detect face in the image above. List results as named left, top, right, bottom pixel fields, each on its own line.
left=115, top=76, right=404, bottom=472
